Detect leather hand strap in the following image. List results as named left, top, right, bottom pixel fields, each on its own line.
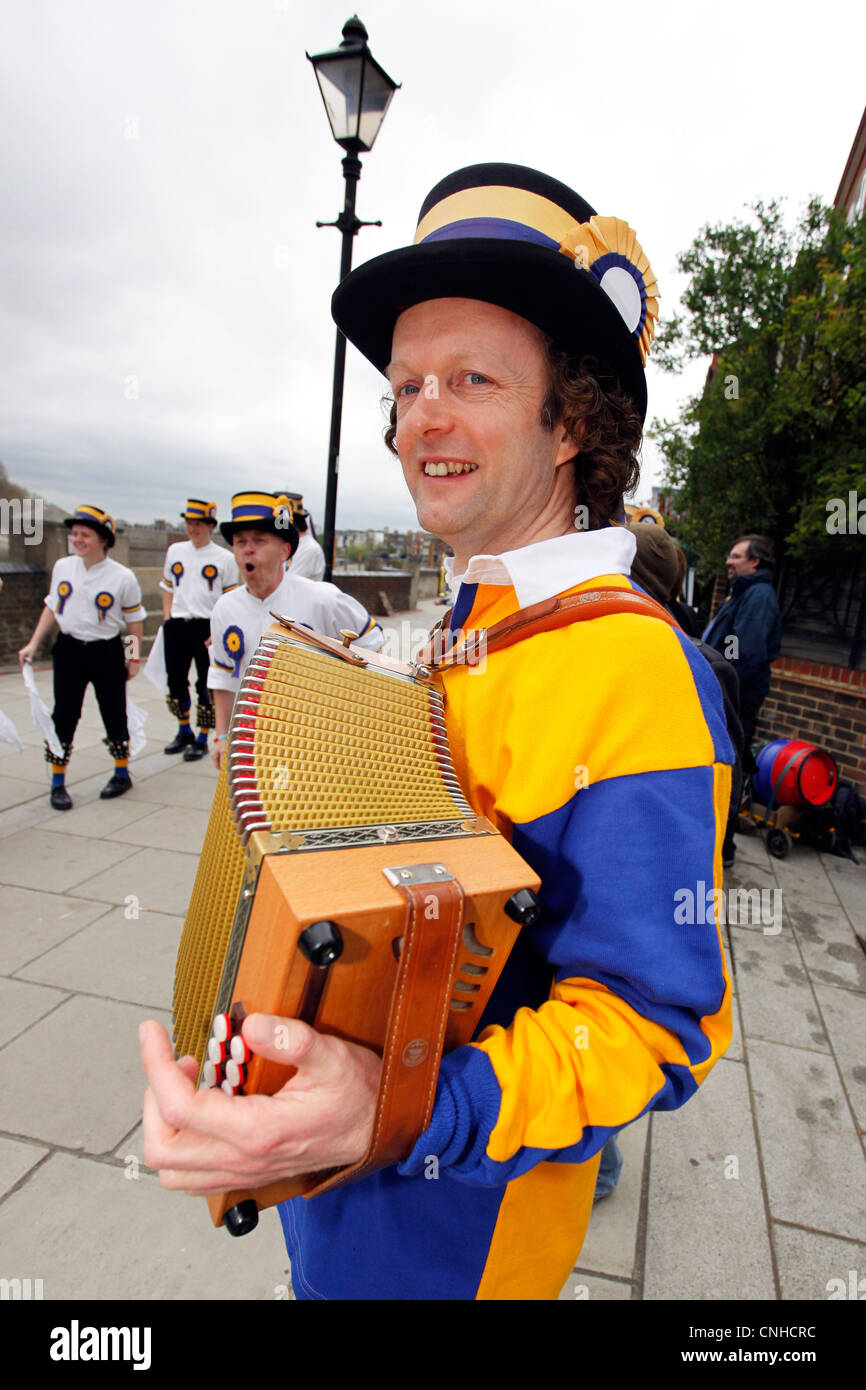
left=307, top=877, right=465, bottom=1195
left=417, top=587, right=680, bottom=673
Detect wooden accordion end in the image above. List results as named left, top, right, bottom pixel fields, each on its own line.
left=173, top=619, right=540, bottom=1235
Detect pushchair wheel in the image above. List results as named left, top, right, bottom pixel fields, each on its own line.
left=767, top=828, right=792, bottom=859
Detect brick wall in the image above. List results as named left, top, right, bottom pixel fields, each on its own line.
left=330, top=570, right=418, bottom=616
left=756, top=656, right=866, bottom=793
left=0, top=566, right=49, bottom=663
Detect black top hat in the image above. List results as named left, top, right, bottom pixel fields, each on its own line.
left=180, top=499, right=218, bottom=524
left=332, top=163, right=659, bottom=420
left=219, top=492, right=299, bottom=555
left=64, top=505, right=116, bottom=548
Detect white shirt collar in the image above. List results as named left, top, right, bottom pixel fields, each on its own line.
left=76, top=555, right=110, bottom=575
left=444, top=528, right=636, bottom=609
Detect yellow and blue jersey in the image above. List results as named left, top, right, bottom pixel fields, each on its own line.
left=281, top=533, right=733, bottom=1300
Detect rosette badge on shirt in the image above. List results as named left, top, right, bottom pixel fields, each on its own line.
left=95, top=591, right=115, bottom=623
left=171, top=561, right=184, bottom=587
left=201, top=563, right=219, bottom=591
left=56, top=580, right=73, bottom=614
left=223, top=625, right=245, bottom=678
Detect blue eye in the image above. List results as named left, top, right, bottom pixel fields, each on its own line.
left=397, top=383, right=419, bottom=398
left=466, top=372, right=488, bottom=385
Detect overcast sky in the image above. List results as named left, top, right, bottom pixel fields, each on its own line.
left=0, top=0, right=862, bottom=532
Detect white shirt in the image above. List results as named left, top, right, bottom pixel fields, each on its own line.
left=45, top=555, right=147, bottom=641
left=444, top=528, right=636, bottom=609
left=160, top=540, right=239, bottom=618
left=208, top=570, right=383, bottom=693
left=290, top=532, right=326, bottom=582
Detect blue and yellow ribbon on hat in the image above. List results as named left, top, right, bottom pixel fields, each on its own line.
left=65, top=505, right=116, bottom=545
left=181, top=499, right=217, bottom=522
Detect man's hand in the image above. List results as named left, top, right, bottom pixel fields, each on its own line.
left=140, top=1015, right=380, bottom=1195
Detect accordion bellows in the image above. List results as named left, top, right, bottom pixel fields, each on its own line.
left=174, top=631, right=476, bottom=1070
left=172, top=622, right=539, bottom=1225
left=238, top=641, right=469, bottom=830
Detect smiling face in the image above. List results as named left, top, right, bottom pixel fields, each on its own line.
left=69, top=523, right=108, bottom=566
left=389, top=299, right=578, bottom=571
left=185, top=518, right=212, bottom=548
left=231, top=528, right=291, bottom=598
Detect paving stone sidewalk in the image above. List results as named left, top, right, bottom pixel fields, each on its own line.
left=0, top=641, right=863, bottom=1302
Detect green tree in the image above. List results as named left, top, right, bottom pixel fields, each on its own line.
left=652, top=201, right=866, bottom=581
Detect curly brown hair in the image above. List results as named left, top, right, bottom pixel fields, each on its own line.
left=539, top=344, right=642, bottom=530
left=382, top=339, right=642, bottom=531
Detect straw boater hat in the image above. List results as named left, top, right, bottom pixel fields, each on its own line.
left=180, top=499, right=218, bottom=524
left=64, top=505, right=116, bottom=548
left=331, top=163, right=659, bottom=420
left=219, top=492, right=299, bottom=554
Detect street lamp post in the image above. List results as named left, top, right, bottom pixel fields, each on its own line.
left=307, top=15, right=399, bottom=581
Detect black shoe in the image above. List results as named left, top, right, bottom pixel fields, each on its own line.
left=100, top=774, right=133, bottom=800
left=182, top=742, right=208, bottom=761
left=164, top=731, right=196, bottom=754
left=50, top=785, right=73, bottom=811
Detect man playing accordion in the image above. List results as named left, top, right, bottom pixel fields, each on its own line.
left=141, top=164, right=733, bottom=1300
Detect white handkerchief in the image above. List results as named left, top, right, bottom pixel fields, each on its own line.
left=126, top=694, right=148, bottom=759
left=0, top=708, right=24, bottom=751
left=143, top=625, right=168, bottom=695
left=22, top=662, right=63, bottom=757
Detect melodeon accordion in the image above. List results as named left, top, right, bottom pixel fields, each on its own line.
left=173, top=617, right=540, bottom=1235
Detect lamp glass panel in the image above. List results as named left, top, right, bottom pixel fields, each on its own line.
left=314, top=57, right=364, bottom=143
left=357, top=65, right=396, bottom=150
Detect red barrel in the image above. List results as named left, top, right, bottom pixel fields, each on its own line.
left=754, top=739, right=838, bottom=808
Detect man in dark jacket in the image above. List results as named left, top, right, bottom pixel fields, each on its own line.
left=703, top=534, right=782, bottom=766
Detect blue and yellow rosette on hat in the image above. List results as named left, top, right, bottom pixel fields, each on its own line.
left=558, top=217, right=659, bottom=367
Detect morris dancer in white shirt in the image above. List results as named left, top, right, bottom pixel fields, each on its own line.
left=208, top=491, right=383, bottom=769
left=160, top=499, right=239, bottom=761
left=18, top=505, right=146, bottom=809
left=287, top=497, right=326, bottom=581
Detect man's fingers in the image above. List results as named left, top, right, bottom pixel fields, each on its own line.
left=142, top=1085, right=277, bottom=1177
left=241, top=1014, right=332, bottom=1076
left=139, top=1019, right=256, bottom=1146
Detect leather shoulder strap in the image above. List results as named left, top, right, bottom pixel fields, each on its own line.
left=419, top=586, right=681, bottom=673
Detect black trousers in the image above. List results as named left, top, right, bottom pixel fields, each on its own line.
left=163, top=617, right=212, bottom=713
left=52, top=633, right=129, bottom=750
